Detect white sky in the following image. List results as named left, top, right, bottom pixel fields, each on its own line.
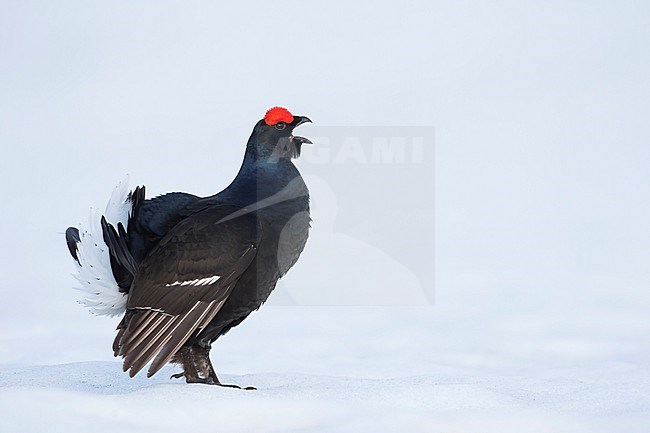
left=1, top=1, right=649, bottom=324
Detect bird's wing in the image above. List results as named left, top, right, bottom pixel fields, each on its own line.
left=126, top=191, right=201, bottom=265
left=114, top=204, right=260, bottom=378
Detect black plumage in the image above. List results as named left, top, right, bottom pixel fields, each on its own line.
left=66, top=108, right=312, bottom=387
left=65, top=227, right=81, bottom=265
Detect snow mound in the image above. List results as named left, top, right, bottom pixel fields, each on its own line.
left=1, top=304, right=649, bottom=432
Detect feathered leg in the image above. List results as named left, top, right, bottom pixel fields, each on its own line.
left=170, top=346, right=211, bottom=384
left=170, top=345, right=255, bottom=389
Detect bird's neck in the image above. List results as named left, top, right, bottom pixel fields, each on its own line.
left=221, top=146, right=306, bottom=208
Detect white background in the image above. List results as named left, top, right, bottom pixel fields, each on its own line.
left=1, top=1, right=649, bottom=431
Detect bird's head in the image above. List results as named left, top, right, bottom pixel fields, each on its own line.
left=247, top=107, right=312, bottom=161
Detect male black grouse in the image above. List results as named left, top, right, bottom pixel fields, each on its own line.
left=66, top=107, right=312, bottom=388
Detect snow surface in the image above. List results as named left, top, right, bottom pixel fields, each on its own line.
left=1, top=298, right=649, bottom=432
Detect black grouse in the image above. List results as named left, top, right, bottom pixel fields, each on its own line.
left=66, top=107, right=312, bottom=388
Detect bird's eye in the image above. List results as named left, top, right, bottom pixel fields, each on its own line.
left=275, top=122, right=286, bottom=130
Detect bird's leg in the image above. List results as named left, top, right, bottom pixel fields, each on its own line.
left=192, top=344, right=256, bottom=390
left=170, top=344, right=255, bottom=389
left=170, top=346, right=213, bottom=384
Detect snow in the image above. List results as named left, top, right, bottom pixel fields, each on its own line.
left=1, top=299, right=649, bottom=432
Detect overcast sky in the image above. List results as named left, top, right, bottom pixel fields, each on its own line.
left=1, top=1, right=649, bottom=326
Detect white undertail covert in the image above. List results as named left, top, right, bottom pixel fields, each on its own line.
left=72, top=177, right=132, bottom=317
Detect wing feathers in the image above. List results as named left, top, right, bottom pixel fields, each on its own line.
left=147, top=300, right=224, bottom=377
left=121, top=312, right=168, bottom=350
left=118, top=296, right=232, bottom=378
left=123, top=315, right=179, bottom=376
left=114, top=208, right=260, bottom=378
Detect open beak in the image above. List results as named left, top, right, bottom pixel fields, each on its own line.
left=291, top=116, right=313, bottom=145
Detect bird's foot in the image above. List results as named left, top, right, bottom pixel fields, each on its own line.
left=216, top=383, right=256, bottom=390
left=194, top=344, right=256, bottom=389
left=187, top=377, right=216, bottom=385
left=170, top=370, right=214, bottom=384
left=170, top=370, right=255, bottom=389
left=170, top=345, right=256, bottom=389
